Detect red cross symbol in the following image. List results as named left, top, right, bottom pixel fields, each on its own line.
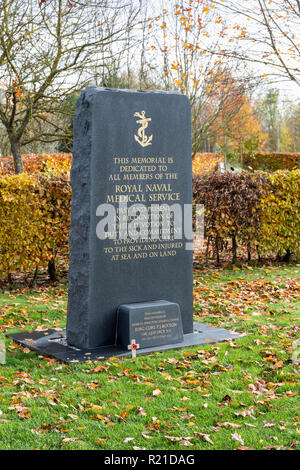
left=128, top=339, right=140, bottom=358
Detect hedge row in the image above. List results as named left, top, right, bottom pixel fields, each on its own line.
left=244, top=152, right=300, bottom=171
left=0, top=168, right=299, bottom=282
left=193, top=170, right=300, bottom=263
left=0, top=153, right=72, bottom=175
left=1, top=152, right=298, bottom=175
left=192, top=153, right=224, bottom=176
left=0, top=173, right=71, bottom=282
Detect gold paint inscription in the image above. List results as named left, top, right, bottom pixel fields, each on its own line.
left=134, top=111, right=153, bottom=147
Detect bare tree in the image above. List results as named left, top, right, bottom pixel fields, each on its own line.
left=0, top=0, right=140, bottom=173
left=144, top=0, right=256, bottom=154
left=211, top=0, right=300, bottom=86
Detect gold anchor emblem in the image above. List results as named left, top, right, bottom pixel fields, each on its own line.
left=134, top=110, right=153, bottom=147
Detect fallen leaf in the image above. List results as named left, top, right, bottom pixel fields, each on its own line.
left=62, top=437, right=78, bottom=443
left=96, top=438, right=108, bottom=445
left=231, top=432, right=245, bottom=446
left=194, top=432, right=214, bottom=445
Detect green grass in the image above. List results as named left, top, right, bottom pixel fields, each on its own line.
left=0, top=264, right=299, bottom=450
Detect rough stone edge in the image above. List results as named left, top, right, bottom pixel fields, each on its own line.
left=66, top=87, right=97, bottom=348
left=88, top=86, right=184, bottom=96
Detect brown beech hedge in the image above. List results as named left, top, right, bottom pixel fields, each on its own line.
left=0, top=163, right=299, bottom=282
left=193, top=170, right=300, bottom=263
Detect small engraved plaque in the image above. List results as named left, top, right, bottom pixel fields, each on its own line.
left=117, top=300, right=184, bottom=350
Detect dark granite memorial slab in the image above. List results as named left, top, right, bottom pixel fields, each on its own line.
left=7, top=87, right=243, bottom=362
left=67, top=87, right=193, bottom=349
left=7, top=323, right=241, bottom=363
left=117, top=300, right=183, bottom=349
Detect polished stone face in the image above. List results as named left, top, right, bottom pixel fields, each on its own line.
left=117, top=300, right=184, bottom=350
left=67, top=87, right=193, bottom=349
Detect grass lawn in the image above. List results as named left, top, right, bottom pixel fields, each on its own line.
left=0, top=264, right=299, bottom=450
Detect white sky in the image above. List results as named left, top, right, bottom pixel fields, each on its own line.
left=143, top=0, right=300, bottom=103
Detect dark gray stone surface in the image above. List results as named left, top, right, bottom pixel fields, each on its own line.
left=117, top=300, right=183, bottom=349
left=66, top=88, right=94, bottom=349
left=7, top=323, right=242, bottom=363
left=67, top=87, right=193, bottom=349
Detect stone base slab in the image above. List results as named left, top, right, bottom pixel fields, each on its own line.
left=7, top=322, right=241, bottom=363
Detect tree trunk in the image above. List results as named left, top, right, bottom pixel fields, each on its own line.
left=240, top=138, right=244, bottom=170
left=29, top=266, right=39, bottom=288
left=216, top=236, right=220, bottom=265
left=7, top=273, right=14, bottom=289
left=257, top=246, right=262, bottom=263
left=282, top=249, right=291, bottom=263
left=48, top=258, right=57, bottom=281
left=10, top=140, right=23, bottom=174
left=205, top=238, right=210, bottom=267
left=247, top=242, right=251, bottom=262
left=232, top=235, right=237, bottom=264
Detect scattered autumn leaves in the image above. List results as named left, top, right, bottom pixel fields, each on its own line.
left=0, top=265, right=299, bottom=450
left=194, top=268, right=300, bottom=319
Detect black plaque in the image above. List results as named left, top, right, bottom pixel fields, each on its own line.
left=117, top=300, right=183, bottom=349
left=67, top=87, right=193, bottom=349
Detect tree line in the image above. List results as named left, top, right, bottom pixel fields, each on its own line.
left=0, top=0, right=300, bottom=173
